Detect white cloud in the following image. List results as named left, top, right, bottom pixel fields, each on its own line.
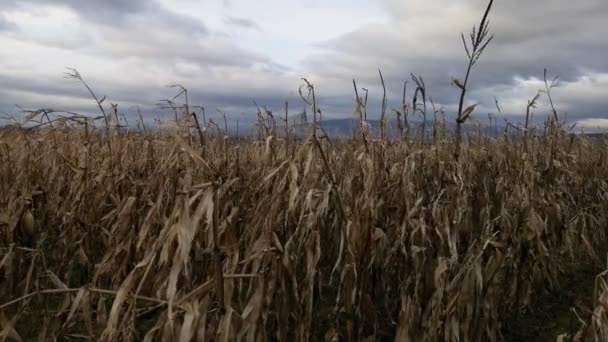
left=577, top=118, right=608, bottom=129
left=575, top=117, right=608, bottom=133
left=469, top=72, right=608, bottom=122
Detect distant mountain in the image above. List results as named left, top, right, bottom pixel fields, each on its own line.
left=293, top=118, right=504, bottom=138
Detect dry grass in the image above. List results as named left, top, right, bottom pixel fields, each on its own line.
left=1, top=113, right=608, bottom=341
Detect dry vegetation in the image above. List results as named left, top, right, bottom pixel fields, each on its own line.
left=1, top=99, right=608, bottom=341
left=1, top=1, right=608, bottom=341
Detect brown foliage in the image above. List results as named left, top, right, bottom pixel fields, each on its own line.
left=1, top=121, right=607, bottom=341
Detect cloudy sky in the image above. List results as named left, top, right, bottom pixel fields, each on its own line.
left=0, top=0, right=606, bottom=130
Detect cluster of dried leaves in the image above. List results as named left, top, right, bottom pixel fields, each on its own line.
left=0, top=114, right=607, bottom=341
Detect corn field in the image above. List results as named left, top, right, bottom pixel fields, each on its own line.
left=0, top=112, right=608, bottom=341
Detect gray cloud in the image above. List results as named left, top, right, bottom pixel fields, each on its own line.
left=40, top=0, right=154, bottom=20
left=0, top=64, right=303, bottom=128
left=3, top=0, right=207, bottom=33
left=4, top=0, right=150, bottom=24
left=0, top=0, right=606, bottom=129
left=224, top=16, right=260, bottom=30
left=0, top=14, right=16, bottom=31
left=0, top=0, right=292, bottom=125
left=0, top=1, right=269, bottom=68
left=300, top=0, right=608, bottom=124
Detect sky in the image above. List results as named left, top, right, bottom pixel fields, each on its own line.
left=0, top=0, right=606, bottom=131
